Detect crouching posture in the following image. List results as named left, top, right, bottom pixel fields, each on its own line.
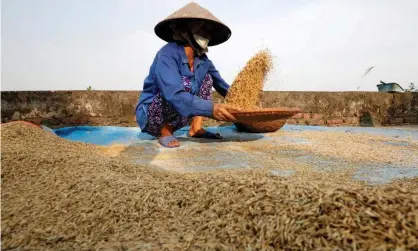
left=135, top=3, right=239, bottom=148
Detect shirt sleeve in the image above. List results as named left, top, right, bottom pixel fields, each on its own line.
left=208, top=59, right=230, bottom=97
left=154, top=53, right=214, bottom=118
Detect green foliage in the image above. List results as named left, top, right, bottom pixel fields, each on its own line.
left=405, top=83, right=416, bottom=92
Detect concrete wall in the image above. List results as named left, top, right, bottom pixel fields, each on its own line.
left=1, top=91, right=417, bottom=128
left=214, top=92, right=418, bottom=126
left=1, top=91, right=140, bottom=127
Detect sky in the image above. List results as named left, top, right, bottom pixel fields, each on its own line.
left=1, top=0, right=418, bottom=91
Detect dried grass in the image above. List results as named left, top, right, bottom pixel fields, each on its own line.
left=225, top=49, right=273, bottom=108
left=2, top=122, right=418, bottom=251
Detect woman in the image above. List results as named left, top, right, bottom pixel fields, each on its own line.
left=135, top=2, right=239, bottom=148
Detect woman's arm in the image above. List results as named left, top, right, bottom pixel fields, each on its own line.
left=155, top=53, right=213, bottom=118
left=207, top=59, right=230, bottom=97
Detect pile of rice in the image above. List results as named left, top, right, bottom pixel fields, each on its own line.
left=2, top=122, right=418, bottom=250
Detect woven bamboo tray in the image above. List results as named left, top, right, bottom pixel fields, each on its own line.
left=231, top=108, right=301, bottom=122
left=231, top=107, right=301, bottom=133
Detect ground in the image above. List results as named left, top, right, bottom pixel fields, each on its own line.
left=1, top=122, right=418, bottom=250
left=56, top=124, right=418, bottom=185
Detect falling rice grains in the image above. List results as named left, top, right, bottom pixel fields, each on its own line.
left=225, top=49, right=273, bottom=108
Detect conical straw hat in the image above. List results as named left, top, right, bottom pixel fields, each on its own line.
left=154, top=2, right=231, bottom=46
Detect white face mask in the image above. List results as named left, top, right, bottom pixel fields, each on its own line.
left=193, top=34, right=209, bottom=50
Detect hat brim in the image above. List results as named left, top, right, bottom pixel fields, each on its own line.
left=154, top=18, right=231, bottom=46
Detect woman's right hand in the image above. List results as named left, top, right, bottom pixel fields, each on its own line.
left=212, top=103, right=241, bottom=122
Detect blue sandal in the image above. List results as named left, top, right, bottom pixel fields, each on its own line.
left=158, top=135, right=179, bottom=148
left=191, top=130, right=223, bottom=140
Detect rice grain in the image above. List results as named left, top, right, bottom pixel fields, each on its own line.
left=225, top=49, right=273, bottom=108
left=1, top=122, right=418, bottom=251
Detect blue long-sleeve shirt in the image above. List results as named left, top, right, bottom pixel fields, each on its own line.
left=135, top=42, right=230, bottom=130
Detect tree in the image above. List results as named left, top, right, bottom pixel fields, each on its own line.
left=87, top=86, right=93, bottom=91
left=408, top=82, right=416, bottom=92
